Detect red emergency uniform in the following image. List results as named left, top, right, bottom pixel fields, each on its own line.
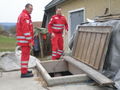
left=48, top=14, right=68, bottom=60
left=16, top=9, right=34, bottom=74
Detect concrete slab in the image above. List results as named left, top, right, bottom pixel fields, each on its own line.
left=48, top=83, right=114, bottom=90
left=0, top=70, right=114, bottom=90
left=0, top=70, right=46, bottom=90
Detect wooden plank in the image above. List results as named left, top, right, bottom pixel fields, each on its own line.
left=95, top=14, right=120, bottom=22
left=77, top=32, right=87, bottom=61
left=78, top=29, right=110, bottom=33
left=39, top=33, right=44, bottom=58
left=72, top=30, right=79, bottom=56
left=74, top=32, right=83, bottom=57
left=81, top=33, right=91, bottom=61
left=89, top=33, right=102, bottom=67
left=99, top=32, right=112, bottom=71
left=85, top=33, right=96, bottom=64
left=94, top=34, right=107, bottom=70
left=78, top=26, right=112, bottom=33
left=74, top=32, right=82, bottom=57
left=64, top=56, right=114, bottom=85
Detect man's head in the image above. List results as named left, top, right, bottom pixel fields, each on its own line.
left=56, top=7, right=62, bottom=15
left=25, top=3, right=33, bottom=14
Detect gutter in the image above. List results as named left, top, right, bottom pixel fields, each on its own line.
left=45, top=0, right=66, bottom=10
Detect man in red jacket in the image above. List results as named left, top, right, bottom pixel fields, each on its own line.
left=48, top=8, right=68, bottom=60
left=16, top=3, right=34, bottom=78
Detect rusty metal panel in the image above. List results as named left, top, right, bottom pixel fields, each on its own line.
left=72, top=26, right=112, bottom=70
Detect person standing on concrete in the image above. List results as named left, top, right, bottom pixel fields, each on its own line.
left=16, top=3, right=34, bottom=78
left=48, top=8, right=68, bottom=60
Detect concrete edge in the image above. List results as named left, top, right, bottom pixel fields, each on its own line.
left=36, top=60, right=52, bottom=84
left=48, top=74, right=89, bottom=86
left=36, top=60, right=89, bottom=86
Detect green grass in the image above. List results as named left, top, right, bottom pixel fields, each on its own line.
left=0, top=35, right=16, bottom=52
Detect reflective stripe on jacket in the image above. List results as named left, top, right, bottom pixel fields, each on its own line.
left=48, top=14, right=68, bottom=34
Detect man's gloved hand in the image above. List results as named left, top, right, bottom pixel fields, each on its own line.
left=51, top=33, right=55, bottom=38
left=65, top=30, right=68, bottom=35
left=29, top=40, right=34, bottom=47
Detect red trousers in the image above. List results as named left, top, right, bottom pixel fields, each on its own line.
left=21, top=46, right=30, bottom=74
left=51, top=34, right=64, bottom=60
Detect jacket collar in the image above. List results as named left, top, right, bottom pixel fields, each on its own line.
left=22, top=9, right=31, bottom=18
left=56, top=14, right=62, bottom=18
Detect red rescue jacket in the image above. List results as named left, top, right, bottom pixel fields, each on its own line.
left=48, top=14, right=68, bottom=34
left=16, top=9, right=34, bottom=46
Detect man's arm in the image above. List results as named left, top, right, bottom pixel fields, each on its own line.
left=21, top=17, right=33, bottom=45
left=64, top=17, right=68, bottom=31
left=48, top=16, right=55, bottom=34
left=64, top=17, right=68, bottom=35
left=48, top=16, right=55, bottom=37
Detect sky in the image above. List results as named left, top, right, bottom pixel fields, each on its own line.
left=0, top=0, right=52, bottom=23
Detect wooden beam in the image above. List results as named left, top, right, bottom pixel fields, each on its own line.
left=63, top=56, right=114, bottom=86
left=39, top=33, right=44, bottom=58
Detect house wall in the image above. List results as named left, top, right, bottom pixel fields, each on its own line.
left=58, top=0, right=120, bottom=20
left=57, top=0, right=120, bottom=53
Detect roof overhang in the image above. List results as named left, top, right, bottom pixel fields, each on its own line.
left=45, top=0, right=66, bottom=10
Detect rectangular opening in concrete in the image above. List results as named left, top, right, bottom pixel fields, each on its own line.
left=49, top=71, right=73, bottom=77
left=36, top=60, right=89, bottom=86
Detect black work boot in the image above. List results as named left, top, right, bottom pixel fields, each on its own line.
left=21, top=72, right=33, bottom=78
left=28, top=70, right=32, bottom=74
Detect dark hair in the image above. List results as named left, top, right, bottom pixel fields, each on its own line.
left=25, top=3, right=32, bottom=8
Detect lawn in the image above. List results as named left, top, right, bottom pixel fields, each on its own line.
left=0, top=35, right=16, bottom=52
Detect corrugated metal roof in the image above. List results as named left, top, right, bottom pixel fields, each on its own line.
left=45, top=0, right=66, bottom=10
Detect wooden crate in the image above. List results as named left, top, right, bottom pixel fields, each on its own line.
left=72, top=26, right=112, bottom=70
